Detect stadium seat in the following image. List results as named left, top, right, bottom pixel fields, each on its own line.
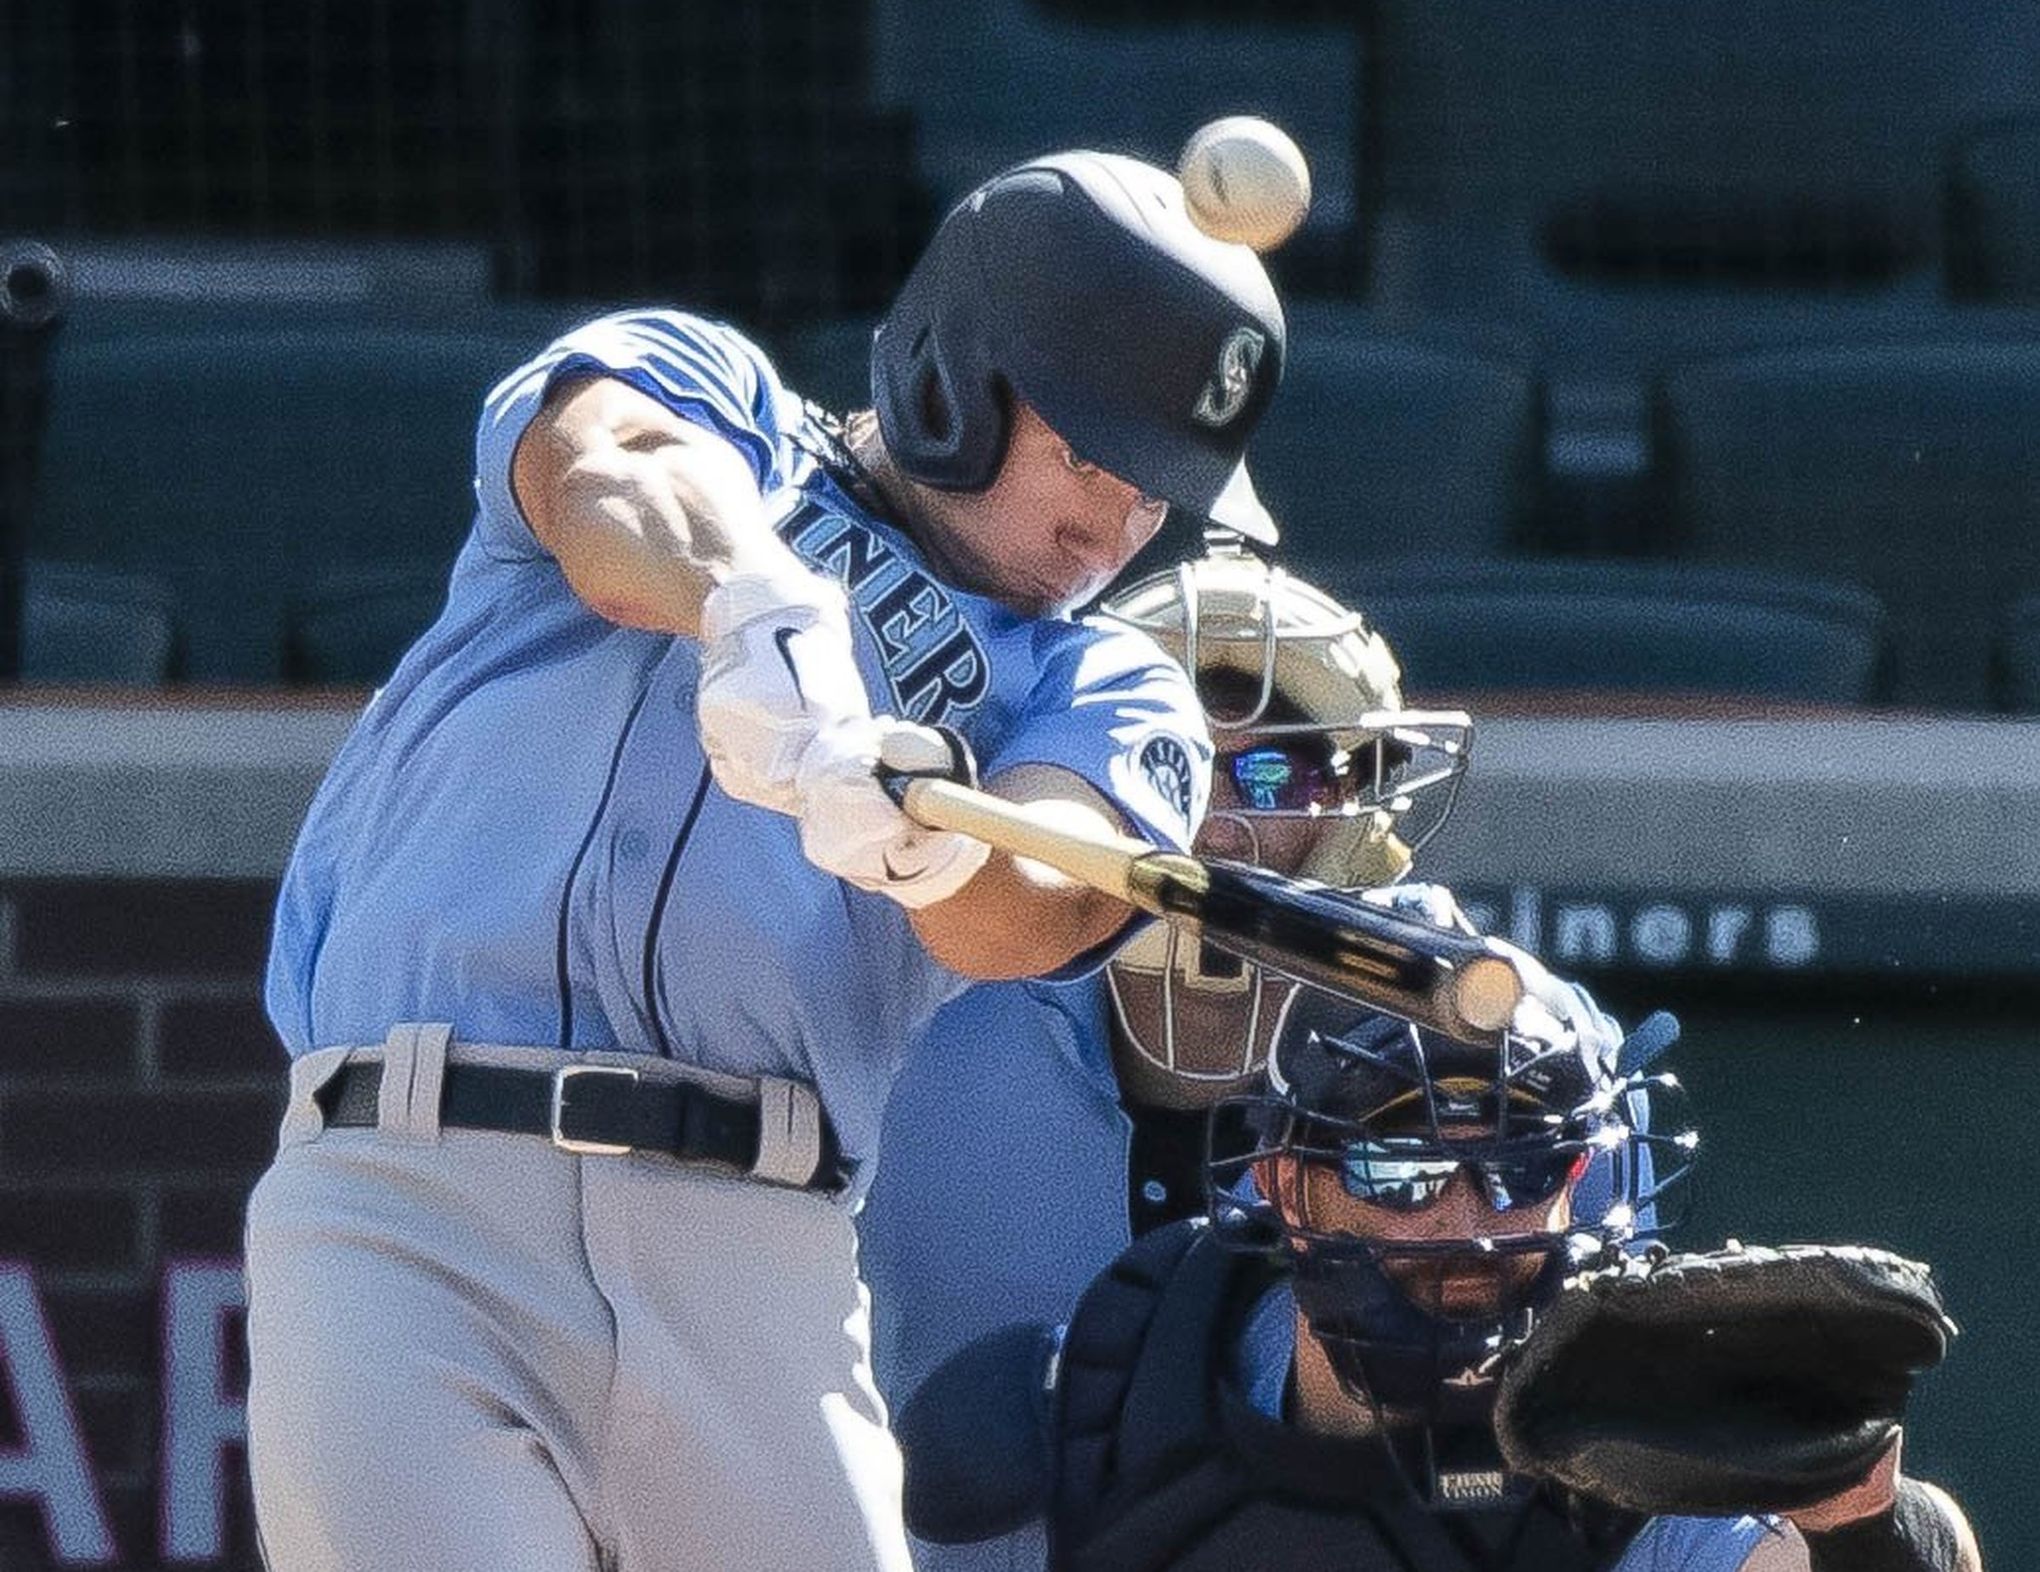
left=1659, top=340, right=2040, bottom=710
left=869, top=0, right=1357, bottom=228
left=1250, top=307, right=1538, bottom=576
left=1347, top=557, right=1884, bottom=703
left=1945, top=117, right=2040, bottom=302
left=284, top=563, right=449, bottom=686
left=20, top=561, right=177, bottom=683
left=29, top=316, right=560, bottom=682
left=1365, top=2, right=1957, bottom=307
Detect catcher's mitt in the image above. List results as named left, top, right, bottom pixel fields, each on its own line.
left=1493, top=1242, right=1956, bottom=1517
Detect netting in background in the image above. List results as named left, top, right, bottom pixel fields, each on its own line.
left=9, top=1, right=2036, bottom=319
left=7, top=1, right=2040, bottom=708
left=3, top=0, right=927, bottom=321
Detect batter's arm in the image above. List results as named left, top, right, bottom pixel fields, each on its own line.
left=511, top=374, right=810, bottom=638
left=908, top=763, right=1136, bottom=980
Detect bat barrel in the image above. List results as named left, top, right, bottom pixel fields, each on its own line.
left=1183, top=860, right=1516, bottom=1046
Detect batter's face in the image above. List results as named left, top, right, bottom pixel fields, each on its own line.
left=923, top=402, right=1168, bottom=616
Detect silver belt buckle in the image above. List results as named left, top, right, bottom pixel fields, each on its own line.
left=549, top=1063, right=642, bottom=1155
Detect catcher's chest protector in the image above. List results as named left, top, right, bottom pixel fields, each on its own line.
left=1048, top=1221, right=1630, bottom=1572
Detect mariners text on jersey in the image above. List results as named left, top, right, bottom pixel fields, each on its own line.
left=775, top=493, right=990, bottom=727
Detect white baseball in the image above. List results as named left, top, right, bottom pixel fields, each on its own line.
left=1177, top=117, right=1312, bottom=253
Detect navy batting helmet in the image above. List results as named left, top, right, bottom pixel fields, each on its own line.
left=872, top=151, right=1285, bottom=543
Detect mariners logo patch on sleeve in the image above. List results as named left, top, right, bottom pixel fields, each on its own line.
left=1138, top=734, right=1196, bottom=830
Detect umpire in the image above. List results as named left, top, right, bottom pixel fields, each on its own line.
left=243, top=150, right=1285, bottom=1571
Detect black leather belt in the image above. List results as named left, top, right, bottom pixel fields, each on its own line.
left=316, top=1059, right=850, bottom=1194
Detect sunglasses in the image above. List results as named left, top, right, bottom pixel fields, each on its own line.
left=1339, top=1138, right=1590, bottom=1213
left=1223, top=736, right=1423, bottom=815
left=1225, top=743, right=1348, bottom=813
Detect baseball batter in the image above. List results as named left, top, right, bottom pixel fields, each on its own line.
left=243, top=149, right=1285, bottom=1571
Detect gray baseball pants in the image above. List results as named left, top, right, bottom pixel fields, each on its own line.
left=243, top=1034, right=910, bottom=1572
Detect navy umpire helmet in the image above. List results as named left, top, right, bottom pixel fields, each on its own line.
left=872, top=151, right=1285, bottom=543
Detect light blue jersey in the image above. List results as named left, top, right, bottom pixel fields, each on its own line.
left=264, top=309, right=1211, bottom=1167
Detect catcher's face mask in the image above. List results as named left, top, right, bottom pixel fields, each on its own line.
left=1098, top=545, right=1472, bottom=1111
left=1208, top=1004, right=1693, bottom=1426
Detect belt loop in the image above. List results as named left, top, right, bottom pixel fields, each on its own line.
left=751, top=1077, right=823, bottom=1187
left=377, top=1022, right=453, bottom=1143
left=279, top=1047, right=352, bottom=1149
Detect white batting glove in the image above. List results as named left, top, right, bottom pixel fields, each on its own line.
left=697, top=567, right=873, bottom=816
left=794, top=719, right=991, bottom=910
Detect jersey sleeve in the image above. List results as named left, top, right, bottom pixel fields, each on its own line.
left=978, top=622, right=1210, bottom=979
left=1612, top=1514, right=1775, bottom=1570
left=469, top=308, right=798, bottom=561
left=985, top=622, right=1212, bottom=857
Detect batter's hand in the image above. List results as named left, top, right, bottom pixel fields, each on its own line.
left=697, top=567, right=872, bottom=815
left=796, top=718, right=991, bottom=909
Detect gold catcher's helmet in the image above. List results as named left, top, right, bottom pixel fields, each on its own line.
left=1096, top=541, right=1472, bottom=1109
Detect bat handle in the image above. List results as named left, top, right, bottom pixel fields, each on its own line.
left=897, top=778, right=1157, bottom=908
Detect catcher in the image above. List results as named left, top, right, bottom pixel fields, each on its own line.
left=895, top=975, right=1980, bottom=1570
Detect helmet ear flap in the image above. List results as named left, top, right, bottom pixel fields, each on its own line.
left=872, top=271, right=1013, bottom=492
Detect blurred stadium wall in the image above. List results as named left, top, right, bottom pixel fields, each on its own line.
left=4, top=1, right=2040, bottom=1566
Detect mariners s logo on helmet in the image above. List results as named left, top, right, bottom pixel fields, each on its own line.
left=1193, top=327, right=1265, bottom=429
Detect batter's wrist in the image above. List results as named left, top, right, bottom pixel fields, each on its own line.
left=701, top=564, right=847, bottom=641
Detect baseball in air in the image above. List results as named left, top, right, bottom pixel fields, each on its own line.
left=1177, top=117, right=1312, bottom=253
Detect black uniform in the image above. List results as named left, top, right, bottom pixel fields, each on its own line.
left=1048, top=1220, right=1641, bottom=1572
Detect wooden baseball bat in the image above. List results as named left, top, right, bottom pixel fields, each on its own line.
left=896, top=775, right=1526, bottom=1046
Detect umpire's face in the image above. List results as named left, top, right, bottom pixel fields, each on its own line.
left=1287, top=1128, right=1577, bottom=1321
left=1190, top=671, right=1350, bottom=873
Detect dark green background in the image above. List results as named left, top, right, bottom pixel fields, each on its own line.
left=1607, top=996, right=2032, bottom=1565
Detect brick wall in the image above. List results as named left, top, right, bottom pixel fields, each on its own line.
left=0, top=878, right=282, bottom=1572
